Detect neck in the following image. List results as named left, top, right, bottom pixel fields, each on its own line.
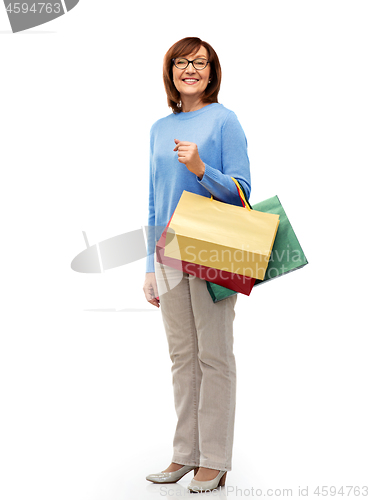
left=180, top=95, right=207, bottom=113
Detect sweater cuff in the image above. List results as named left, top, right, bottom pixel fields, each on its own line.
left=197, top=162, right=216, bottom=189
left=196, top=163, right=240, bottom=204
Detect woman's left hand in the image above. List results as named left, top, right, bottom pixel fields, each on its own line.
left=173, top=139, right=205, bottom=179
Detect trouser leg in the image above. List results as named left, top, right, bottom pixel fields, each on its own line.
left=189, top=275, right=238, bottom=472
left=154, top=256, right=201, bottom=466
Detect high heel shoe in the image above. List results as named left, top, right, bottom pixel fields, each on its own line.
left=146, top=464, right=198, bottom=484
left=187, top=470, right=227, bottom=492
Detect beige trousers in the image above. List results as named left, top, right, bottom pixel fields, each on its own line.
left=154, top=252, right=238, bottom=471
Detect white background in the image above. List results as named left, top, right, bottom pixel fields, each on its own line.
left=0, top=1, right=369, bottom=499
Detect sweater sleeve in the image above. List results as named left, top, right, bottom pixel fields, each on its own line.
left=197, top=110, right=251, bottom=206
left=145, top=128, right=156, bottom=273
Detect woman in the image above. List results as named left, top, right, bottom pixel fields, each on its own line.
left=143, top=37, right=251, bottom=492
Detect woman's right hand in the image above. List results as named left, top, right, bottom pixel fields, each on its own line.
left=143, top=272, right=160, bottom=308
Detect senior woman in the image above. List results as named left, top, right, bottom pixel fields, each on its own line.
left=143, top=37, right=251, bottom=492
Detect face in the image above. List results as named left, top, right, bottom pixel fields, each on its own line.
left=172, top=46, right=211, bottom=102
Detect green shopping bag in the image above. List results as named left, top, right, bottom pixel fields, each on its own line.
left=206, top=281, right=237, bottom=303
left=206, top=190, right=308, bottom=301
left=252, top=195, right=308, bottom=285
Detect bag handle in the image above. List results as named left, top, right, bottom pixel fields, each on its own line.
left=210, top=177, right=251, bottom=211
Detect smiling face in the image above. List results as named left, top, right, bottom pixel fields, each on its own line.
left=172, top=46, right=211, bottom=104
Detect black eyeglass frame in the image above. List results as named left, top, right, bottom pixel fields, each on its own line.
left=172, top=57, right=210, bottom=71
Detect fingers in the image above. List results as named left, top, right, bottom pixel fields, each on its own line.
left=174, top=145, right=192, bottom=161
left=175, top=146, right=191, bottom=163
left=149, top=298, right=160, bottom=308
left=176, top=150, right=188, bottom=158
left=175, top=150, right=188, bottom=158
left=173, top=139, right=191, bottom=151
left=143, top=274, right=160, bottom=308
left=145, top=289, right=160, bottom=307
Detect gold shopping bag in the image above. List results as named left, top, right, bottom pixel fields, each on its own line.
left=164, top=179, right=280, bottom=281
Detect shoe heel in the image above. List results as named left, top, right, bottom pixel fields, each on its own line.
left=193, top=467, right=199, bottom=476
left=219, top=471, right=227, bottom=486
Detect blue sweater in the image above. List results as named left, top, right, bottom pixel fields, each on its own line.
left=146, top=102, right=251, bottom=273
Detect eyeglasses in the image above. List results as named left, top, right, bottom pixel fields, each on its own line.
left=172, top=57, right=210, bottom=71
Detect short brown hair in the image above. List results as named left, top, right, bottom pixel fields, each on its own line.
left=163, top=37, right=222, bottom=114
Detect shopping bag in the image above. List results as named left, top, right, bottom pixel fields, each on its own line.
left=163, top=180, right=280, bottom=280
left=204, top=180, right=253, bottom=301
left=252, top=196, right=308, bottom=285
left=233, top=182, right=308, bottom=286
left=156, top=216, right=255, bottom=297
left=206, top=281, right=238, bottom=302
